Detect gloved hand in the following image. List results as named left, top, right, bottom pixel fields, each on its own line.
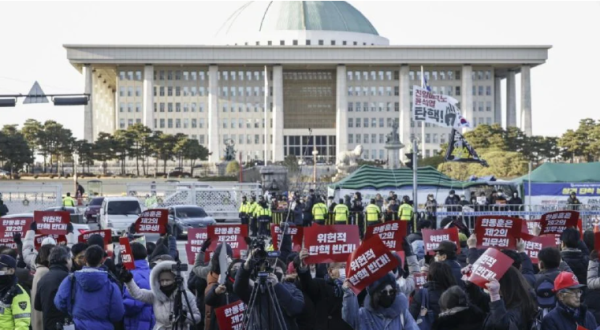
left=485, top=280, right=501, bottom=302
left=67, top=223, right=74, bottom=234
left=13, top=233, right=22, bottom=245
left=467, top=234, right=477, bottom=249
left=30, top=221, right=37, bottom=232
left=200, top=238, right=212, bottom=252
left=591, top=250, right=599, bottom=262
left=118, top=268, right=134, bottom=283
left=129, top=223, right=136, bottom=234
left=401, top=239, right=413, bottom=257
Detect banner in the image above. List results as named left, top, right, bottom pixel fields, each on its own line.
left=119, top=237, right=135, bottom=270
left=445, top=129, right=488, bottom=166
left=207, top=225, right=248, bottom=260
left=33, top=211, right=70, bottom=235
left=134, top=209, right=168, bottom=234
left=34, top=234, right=67, bottom=249
left=539, top=211, right=579, bottom=235
left=0, top=217, right=33, bottom=248
left=521, top=233, right=557, bottom=264
left=346, top=235, right=399, bottom=294
left=468, top=248, right=513, bottom=288
left=414, top=272, right=427, bottom=290
left=422, top=228, right=460, bottom=255
left=270, top=225, right=303, bottom=252
left=412, top=85, right=469, bottom=129
left=303, top=225, right=360, bottom=264
left=78, top=229, right=111, bottom=245
left=186, top=228, right=208, bottom=264
left=475, top=216, right=522, bottom=250
left=364, top=221, right=407, bottom=250
left=214, top=300, right=246, bottom=330
left=523, top=182, right=600, bottom=212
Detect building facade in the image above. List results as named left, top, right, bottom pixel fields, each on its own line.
left=65, top=1, right=549, bottom=164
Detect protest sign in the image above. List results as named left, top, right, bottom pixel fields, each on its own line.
left=364, top=220, right=407, bottom=250
left=422, top=228, right=460, bottom=255
left=468, top=248, right=513, bottom=288
left=475, top=216, right=522, bottom=249
left=134, top=209, right=168, bottom=234
left=346, top=235, right=399, bottom=294
left=521, top=233, right=557, bottom=264
left=34, top=234, right=67, bottom=249
left=0, top=217, right=33, bottom=248
left=539, top=211, right=579, bottom=235
left=206, top=225, right=248, bottom=260
left=33, top=211, right=70, bottom=235
left=303, top=225, right=360, bottom=264
left=214, top=300, right=246, bottom=330
left=186, top=228, right=208, bottom=265
left=119, top=237, right=135, bottom=270
left=414, top=272, right=427, bottom=290
left=78, top=229, right=111, bottom=244
left=270, top=225, right=303, bottom=252
left=521, top=219, right=541, bottom=235
left=412, top=85, right=470, bottom=129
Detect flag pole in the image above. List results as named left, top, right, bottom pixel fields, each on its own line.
left=420, top=66, right=426, bottom=160
left=264, top=65, right=268, bottom=165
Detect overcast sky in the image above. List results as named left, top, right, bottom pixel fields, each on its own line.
left=0, top=1, right=598, bottom=139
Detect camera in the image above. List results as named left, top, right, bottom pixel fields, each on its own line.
left=249, top=236, right=280, bottom=275
left=172, top=261, right=188, bottom=272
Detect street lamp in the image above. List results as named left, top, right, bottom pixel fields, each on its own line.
left=312, top=149, right=319, bottom=183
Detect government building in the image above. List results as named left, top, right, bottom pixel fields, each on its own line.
left=65, top=1, right=549, bottom=164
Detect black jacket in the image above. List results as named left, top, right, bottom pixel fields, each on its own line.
left=0, top=203, right=8, bottom=216
left=290, top=280, right=316, bottom=330
left=34, top=263, right=70, bottom=330
left=561, top=248, right=589, bottom=285
left=297, top=267, right=352, bottom=330
left=444, top=258, right=465, bottom=289
left=432, top=305, right=486, bottom=330
left=205, top=281, right=241, bottom=330
left=406, top=232, right=423, bottom=244
left=409, top=282, right=446, bottom=321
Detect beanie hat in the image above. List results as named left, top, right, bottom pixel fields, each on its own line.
left=41, top=237, right=57, bottom=246
left=367, top=273, right=396, bottom=296
left=71, top=243, right=88, bottom=257
left=87, top=234, right=105, bottom=249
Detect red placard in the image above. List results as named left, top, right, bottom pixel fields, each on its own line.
left=303, top=225, right=360, bottom=264
left=185, top=228, right=208, bottom=264
left=475, top=216, right=522, bottom=250
left=33, top=211, right=70, bottom=235
left=521, top=233, right=557, bottom=264
left=539, top=211, right=579, bottom=235
left=206, top=225, right=248, bottom=260
left=414, top=272, right=427, bottom=290
left=422, top=228, right=461, bottom=255
left=468, top=248, right=513, bottom=288
left=119, top=237, right=136, bottom=270
left=577, top=325, right=589, bottom=330
left=346, top=235, right=399, bottom=294
left=34, top=234, right=67, bottom=249
left=214, top=300, right=246, bottom=330
left=521, top=219, right=541, bottom=235
left=78, top=229, right=112, bottom=245
left=270, top=225, right=303, bottom=252
left=0, top=217, right=34, bottom=248
left=134, top=209, right=168, bottom=234
left=364, top=221, right=407, bottom=251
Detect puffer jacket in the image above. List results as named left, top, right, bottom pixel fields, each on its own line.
left=123, top=259, right=155, bottom=330
left=541, top=301, right=598, bottom=330
left=342, top=288, right=419, bottom=330
left=432, top=305, right=486, bottom=330
left=125, top=261, right=201, bottom=330
left=561, top=247, right=589, bottom=285
left=54, top=267, right=125, bottom=330
left=22, top=229, right=76, bottom=271
left=31, top=265, right=49, bottom=330
left=409, top=282, right=446, bottom=321
left=204, top=273, right=240, bottom=330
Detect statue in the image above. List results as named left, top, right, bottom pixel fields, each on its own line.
left=224, top=139, right=236, bottom=161
left=384, top=122, right=404, bottom=169
left=333, top=145, right=363, bottom=182
left=386, top=122, right=400, bottom=144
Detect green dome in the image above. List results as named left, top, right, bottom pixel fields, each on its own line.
left=220, top=1, right=380, bottom=36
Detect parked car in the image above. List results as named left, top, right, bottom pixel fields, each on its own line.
left=84, top=197, right=104, bottom=223
left=0, top=170, right=9, bottom=178
left=168, top=205, right=216, bottom=239
left=99, top=197, right=144, bottom=240
left=1, top=213, right=90, bottom=243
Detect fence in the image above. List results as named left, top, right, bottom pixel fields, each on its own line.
left=0, top=184, right=62, bottom=215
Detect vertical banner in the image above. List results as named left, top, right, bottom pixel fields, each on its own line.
left=119, top=237, right=136, bottom=270
left=364, top=220, right=408, bottom=250
left=475, top=216, right=522, bottom=249
left=468, top=248, right=513, bottom=288
left=134, top=209, right=168, bottom=234
left=270, top=225, right=303, bottom=252
left=303, top=225, right=360, bottom=264
left=346, top=235, right=399, bottom=294
left=539, top=211, right=579, bottom=235
left=422, top=228, right=460, bottom=255
left=521, top=233, right=557, bottom=264
left=214, top=300, right=246, bottom=330
left=33, top=211, right=70, bottom=235
left=0, top=217, right=33, bottom=248
left=207, top=225, right=248, bottom=259
left=186, top=228, right=208, bottom=265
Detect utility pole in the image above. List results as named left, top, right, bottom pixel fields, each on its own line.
left=412, top=138, right=418, bottom=233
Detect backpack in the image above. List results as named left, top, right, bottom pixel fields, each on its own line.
left=535, top=277, right=556, bottom=315
left=416, top=288, right=435, bottom=330
left=411, top=240, right=425, bottom=261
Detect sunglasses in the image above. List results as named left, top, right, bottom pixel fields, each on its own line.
left=380, top=289, right=396, bottom=296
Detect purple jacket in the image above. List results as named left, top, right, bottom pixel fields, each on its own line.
left=123, top=260, right=156, bottom=330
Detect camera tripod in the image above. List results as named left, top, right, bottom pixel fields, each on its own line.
left=244, top=272, right=288, bottom=330
left=171, top=261, right=197, bottom=330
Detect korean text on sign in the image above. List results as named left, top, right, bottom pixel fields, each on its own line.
left=346, top=235, right=399, bottom=294
left=475, top=216, right=521, bottom=250
left=303, top=225, right=360, bottom=264
left=215, top=301, right=246, bottom=330
left=34, top=211, right=70, bottom=235
left=364, top=221, right=407, bottom=250
left=207, top=225, right=248, bottom=260
left=539, top=211, right=579, bottom=235
left=135, top=209, right=168, bottom=234
left=468, top=248, right=513, bottom=288
left=422, top=228, right=460, bottom=255
left=271, top=225, right=303, bottom=252
left=521, top=233, right=557, bottom=264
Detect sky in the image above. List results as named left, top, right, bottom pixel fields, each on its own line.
left=0, top=1, right=599, bottom=140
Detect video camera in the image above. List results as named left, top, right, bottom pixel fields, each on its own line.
left=171, top=261, right=188, bottom=272
left=249, top=236, right=280, bottom=275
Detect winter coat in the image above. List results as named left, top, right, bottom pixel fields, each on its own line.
left=409, top=282, right=446, bottom=321
left=54, top=267, right=125, bottom=330
left=431, top=305, right=486, bottom=330
left=482, top=300, right=530, bottom=330
left=342, top=288, right=419, bottom=330
left=406, top=232, right=423, bottom=244
left=234, top=262, right=304, bottom=330
left=297, top=267, right=352, bottom=330
left=124, top=261, right=201, bottom=330
left=443, top=258, right=465, bottom=289
left=34, top=263, right=70, bottom=330
left=541, top=301, right=598, bottom=330
left=0, top=202, right=8, bottom=216
left=290, top=280, right=316, bottom=330
left=31, top=265, right=49, bottom=330
left=123, top=259, right=155, bottom=330
left=561, top=248, right=589, bottom=285
left=585, top=260, right=600, bottom=323
left=22, top=229, right=76, bottom=271
left=303, top=195, right=316, bottom=221
left=204, top=276, right=241, bottom=330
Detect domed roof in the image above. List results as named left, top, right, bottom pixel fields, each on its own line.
left=218, top=1, right=380, bottom=37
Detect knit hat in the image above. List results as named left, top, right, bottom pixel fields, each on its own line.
left=87, top=234, right=105, bottom=249
left=41, top=237, right=57, bottom=246
left=367, top=273, right=396, bottom=296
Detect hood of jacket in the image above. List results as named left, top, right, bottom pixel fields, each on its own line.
left=133, top=259, right=150, bottom=271
left=363, top=291, right=406, bottom=320
left=150, top=260, right=176, bottom=303
left=74, top=267, right=110, bottom=292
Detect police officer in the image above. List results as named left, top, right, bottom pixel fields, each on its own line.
left=327, top=196, right=337, bottom=224
left=248, top=196, right=259, bottom=236
left=0, top=255, right=31, bottom=329
left=253, top=199, right=272, bottom=236
left=312, top=197, right=328, bottom=225
left=333, top=198, right=350, bottom=225
left=239, top=196, right=250, bottom=226
left=365, top=198, right=381, bottom=230
left=398, top=195, right=414, bottom=232
left=62, top=192, right=76, bottom=207
left=385, top=198, right=399, bottom=222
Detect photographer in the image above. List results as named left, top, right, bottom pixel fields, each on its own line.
left=203, top=242, right=234, bottom=330
left=120, top=260, right=201, bottom=330
left=204, top=258, right=243, bottom=330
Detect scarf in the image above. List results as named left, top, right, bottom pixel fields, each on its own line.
left=559, top=301, right=582, bottom=320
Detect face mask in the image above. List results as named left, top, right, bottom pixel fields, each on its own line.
left=160, top=283, right=177, bottom=297
left=378, top=292, right=396, bottom=308
left=0, top=274, right=14, bottom=286
left=428, top=197, right=433, bottom=201
left=338, top=268, right=346, bottom=281
left=434, top=256, right=440, bottom=262
left=450, top=194, right=455, bottom=197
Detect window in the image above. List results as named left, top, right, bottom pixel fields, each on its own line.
left=441, top=134, right=446, bottom=144
left=485, top=70, right=491, bottom=80
left=410, top=119, right=414, bottom=128
left=486, top=86, right=491, bottom=96
left=440, top=71, right=446, bottom=80
left=371, top=134, right=376, bottom=143
left=395, top=102, right=399, bottom=112
left=486, top=101, right=492, bottom=112
left=239, top=135, right=244, bottom=144
left=159, top=119, right=165, bottom=128
left=348, top=134, right=354, bottom=144
left=386, top=87, right=392, bottom=96
left=318, top=40, right=324, bottom=45
left=416, top=71, right=421, bottom=82
left=386, top=71, right=392, bottom=80
left=486, top=117, right=492, bottom=125
left=379, top=118, right=384, bottom=127
left=175, top=86, right=181, bottom=96
left=355, top=118, right=361, bottom=128
left=199, top=103, right=204, bottom=112
left=254, top=119, right=260, bottom=128
left=432, top=71, right=438, bottom=81
left=372, top=118, right=377, bottom=127
left=455, top=86, right=461, bottom=96
left=127, top=71, right=134, bottom=80
left=183, top=119, right=189, bottom=129
left=473, top=101, right=477, bottom=112
left=127, top=103, right=133, bottom=112
left=119, top=72, right=126, bottom=80
left=348, top=103, right=353, bottom=112
left=455, top=70, right=461, bottom=80
left=247, top=72, right=252, bottom=81
left=168, top=103, right=173, bottom=112
left=472, top=86, right=476, bottom=96
left=478, top=71, right=483, bottom=80
left=168, top=87, right=173, bottom=96
left=425, top=150, right=431, bottom=158
left=159, top=103, right=165, bottom=112
left=331, top=40, right=335, bottom=46
left=124, top=119, right=131, bottom=127
left=173, top=119, right=180, bottom=128
left=479, top=101, right=484, bottom=112
left=199, top=87, right=204, bottom=96
left=348, top=87, right=353, bottom=96
left=255, top=134, right=260, bottom=144
left=191, top=72, right=197, bottom=80
left=135, top=103, right=141, bottom=112
left=199, top=119, right=205, bottom=128
left=222, top=87, right=228, bottom=97
left=363, top=118, right=369, bottom=128
left=167, top=119, right=173, bottom=128
left=425, top=134, right=431, bottom=143
left=378, top=87, right=384, bottom=96
left=386, top=102, right=392, bottom=112
left=183, top=103, right=189, bottom=112
left=167, top=71, right=173, bottom=80
left=355, top=102, right=361, bottom=112
left=394, top=86, right=399, bottom=96
left=433, top=134, right=439, bottom=143
left=191, top=119, right=197, bottom=128
left=280, top=40, right=285, bottom=45
left=343, top=41, right=347, bottom=46
left=153, top=103, right=157, bottom=112
left=119, top=103, right=124, bottom=112
left=199, top=72, right=205, bottom=80
left=478, top=86, right=484, bottom=96
left=370, top=102, right=376, bottom=112
left=222, top=119, right=228, bottom=129
left=175, top=71, right=181, bottom=80
left=348, top=118, right=353, bottom=128
left=306, top=39, right=311, bottom=46
left=447, top=87, right=453, bottom=96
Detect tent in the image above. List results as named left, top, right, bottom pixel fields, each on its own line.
left=513, top=162, right=600, bottom=183
left=328, top=165, right=486, bottom=203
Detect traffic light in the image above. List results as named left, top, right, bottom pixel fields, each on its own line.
left=405, top=153, right=413, bottom=169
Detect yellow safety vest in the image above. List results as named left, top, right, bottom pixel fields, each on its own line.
left=365, top=204, right=380, bottom=222
left=398, top=204, right=413, bottom=221
left=333, top=204, right=349, bottom=224
left=248, top=202, right=258, bottom=215
left=239, top=201, right=249, bottom=213
left=63, top=197, right=76, bottom=207
left=312, top=203, right=328, bottom=220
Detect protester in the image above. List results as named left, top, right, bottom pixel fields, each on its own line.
left=433, top=241, right=465, bottom=289
left=542, top=271, right=598, bottom=330
left=0, top=255, right=31, bottom=329
left=204, top=258, right=243, bottom=330
left=34, top=246, right=72, bottom=330
left=409, top=261, right=457, bottom=322
left=203, top=242, right=234, bottom=330
left=0, top=199, right=8, bottom=216
left=432, top=286, right=486, bottom=330
left=70, top=242, right=88, bottom=272
left=560, top=227, right=589, bottom=285
left=23, top=220, right=76, bottom=271
left=303, top=189, right=317, bottom=227
left=586, top=249, right=600, bottom=323
left=567, top=192, right=582, bottom=211
left=123, top=242, right=155, bottom=330
left=31, top=244, right=54, bottom=330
